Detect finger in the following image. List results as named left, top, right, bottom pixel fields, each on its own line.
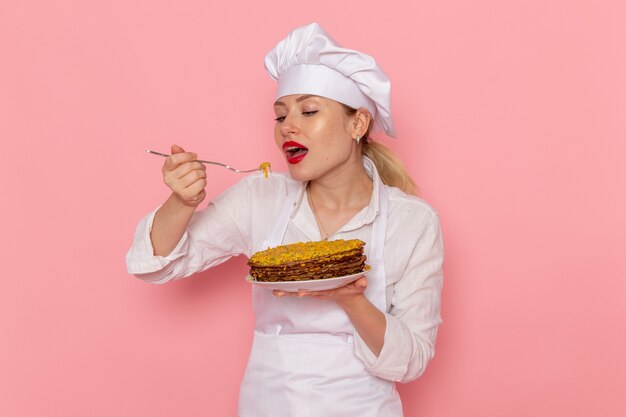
left=169, top=152, right=198, bottom=169
left=163, top=163, right=204, bottom=192
left=188, top=190, right=206, bottom=203
left=164, top=151, right=198, bottom=171
left=355, top=277, right=368, bottom=289
left=273, top=290, right=306, bottom=297
left=176, top=163, right=207, bottom=184
left=274, top=290, right=299, bottom=297
left=307, top=290, right=334, bottom=297
left=190, top=178, right=208, bottom=195
left=171, top=144, right=186, bottom=154
left=178, top=178, right=207, bottom=201
left=169, top=160, right=206, bottom=179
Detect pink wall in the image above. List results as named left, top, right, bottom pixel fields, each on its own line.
left=1, top=1, right=625, bottom=416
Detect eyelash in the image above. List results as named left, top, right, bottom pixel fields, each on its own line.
left=274, top=111, right=318, bottom=123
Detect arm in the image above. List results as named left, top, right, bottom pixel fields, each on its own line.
left=274, top=277, right=387, bottom=355
left=273, top=212, right=444, bottom=375
left=355, top=213, right=444, bottom=382
left=151, top=144, right=207, bottom=256
left=336, top=284, right=387, bottom=356
left=126, top=145, right=251, bottom=283
left=274, top=212, right=444, bottom=380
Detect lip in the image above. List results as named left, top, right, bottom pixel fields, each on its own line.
left=282, top=141, right=307, bottom=151
left=282, top=141, right=309, bottom=164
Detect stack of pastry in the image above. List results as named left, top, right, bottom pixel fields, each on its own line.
left=248, top=239, right=366, bottom=282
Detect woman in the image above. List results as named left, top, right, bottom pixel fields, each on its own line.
left=127, top=23, right=443, bottom=417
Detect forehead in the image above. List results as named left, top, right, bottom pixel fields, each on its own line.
left=273, top=94, right=330, bottom=107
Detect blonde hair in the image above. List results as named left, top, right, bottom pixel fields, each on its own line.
left=342, top=105, right=420, bottom=196
left=362, top=139, right=419, bottom=196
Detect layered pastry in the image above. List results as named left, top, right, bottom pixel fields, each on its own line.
left=248, top=239, right=367, bottom=282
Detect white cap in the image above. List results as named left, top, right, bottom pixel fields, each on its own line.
left=264, top=23, right=396, bottom=138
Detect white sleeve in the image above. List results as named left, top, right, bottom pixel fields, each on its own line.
left=125, top=179, right=252, bottom=284
left=354, top=213, right=444, bottom=382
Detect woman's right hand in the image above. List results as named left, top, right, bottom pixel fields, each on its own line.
left=162, top=144, right=207, bottom=207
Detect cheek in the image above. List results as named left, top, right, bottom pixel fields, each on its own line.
left=311, top=117, right=345, bottom=145
left=274, top=125, right=282, bottom=148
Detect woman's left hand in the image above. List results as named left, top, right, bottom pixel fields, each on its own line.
left=273, top=276, right=368, bottom=307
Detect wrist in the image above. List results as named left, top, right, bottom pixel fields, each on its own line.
left=170, top=192, right=203, bottom=209
left=337, top=292, right=368, bottom=312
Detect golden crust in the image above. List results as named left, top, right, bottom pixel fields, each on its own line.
left=248, top=239, right=365, bottom=267
left=248, top=239, right=367, bottom=282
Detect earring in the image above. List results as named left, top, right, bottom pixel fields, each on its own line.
left=355, top=135, right=361, bottom=144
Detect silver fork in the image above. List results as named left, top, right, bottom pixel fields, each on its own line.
left=146, top=150, right=269, bottom=174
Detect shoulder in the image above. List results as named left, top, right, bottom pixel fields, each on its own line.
left=241, top=172, right=299, bottom=204
left=385, top=185, right=439, bottom=225
left=214, top=172, right=295, bottom=201
left=211, top=171, right=299, bottom=221
left=243, top=171, right=297, bottom=191
left=384, top=186, right=444, bottom=257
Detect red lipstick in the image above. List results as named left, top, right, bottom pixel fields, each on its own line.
left=282, top=141, right=309, bottom=164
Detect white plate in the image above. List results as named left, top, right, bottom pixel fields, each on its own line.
left=246, top=269, right=370, bottom=292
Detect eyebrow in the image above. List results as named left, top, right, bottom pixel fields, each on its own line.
left=274, top=94, right=317, bottom=107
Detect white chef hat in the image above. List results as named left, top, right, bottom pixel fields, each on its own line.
left=264, top=23, right=396, bottom=138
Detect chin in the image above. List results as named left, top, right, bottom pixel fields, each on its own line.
left=286, top=162, right=320, bottom=182
left=286, top=167, right=312, bottom=182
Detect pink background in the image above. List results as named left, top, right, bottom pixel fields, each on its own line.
left=1, top=1, right=625, bottom=416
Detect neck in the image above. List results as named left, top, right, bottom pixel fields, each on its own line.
left=308, top=157, right=373, bottom=209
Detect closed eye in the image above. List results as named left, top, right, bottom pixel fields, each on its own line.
left=274, top=111, right=317, bottom=123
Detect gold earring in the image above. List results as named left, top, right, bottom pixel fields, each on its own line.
left=355, top=135, right=361, bottom=144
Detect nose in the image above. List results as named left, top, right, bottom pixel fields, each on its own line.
left=280, top=114, right=300, bottom=137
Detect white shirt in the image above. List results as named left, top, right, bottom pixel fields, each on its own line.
left=126, top=159, right=444, bottom=383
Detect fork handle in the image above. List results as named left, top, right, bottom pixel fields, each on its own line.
left=145, top=149, right=256, bottom=173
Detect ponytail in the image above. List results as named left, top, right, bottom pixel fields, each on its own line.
left=362, top=139, right=419, bottom=196
left=342, top=103, right=419, bottom=196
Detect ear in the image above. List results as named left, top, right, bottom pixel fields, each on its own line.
left=352, top=108, right=372, bottom=138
